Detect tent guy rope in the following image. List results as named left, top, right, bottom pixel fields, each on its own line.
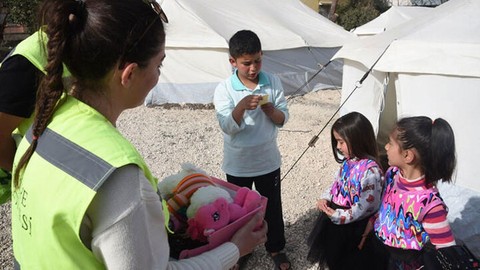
left=281, top=43, right=392, bottom=181
left=286, top=60, right=333, bottom=101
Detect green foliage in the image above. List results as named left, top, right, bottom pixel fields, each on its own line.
left=338, top=5, right=379, bottom=31
left=4, top=0, right=42, bottom=33
left=336, top=0, right=389, bottom=31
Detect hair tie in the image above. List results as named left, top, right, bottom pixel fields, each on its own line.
left=68, top=14, right=77, bottom=23
left=69, top=0, right=86, bottom=26
left=32, top=135, right=39, bottom=141
left=76, top=0, right=85, bottom=9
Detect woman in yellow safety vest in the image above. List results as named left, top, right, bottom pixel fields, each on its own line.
left=11, top=0, right=267, bottom=269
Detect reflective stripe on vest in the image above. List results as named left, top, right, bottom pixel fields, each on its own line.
left=25, top=127, right=114, bottom=190
left=25, top=125, right=171, bottom=228
left=14, top=258, right=19, bottom=270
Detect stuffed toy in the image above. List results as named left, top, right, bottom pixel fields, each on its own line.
left=186, top=186, right=262, bottom=242
left=186, top=185, right=233, bottom=219
left=159, top=163, right=263, bottom=243
left=231, top=187, right=263, bottom=220
left=186, top=197, right=232, bottom=242
left=159, top=163, right=232, bottom=233
left=158, top=163, right=208, bottom=200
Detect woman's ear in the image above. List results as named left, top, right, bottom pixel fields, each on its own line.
left=120, top=62, right=138, bottom=87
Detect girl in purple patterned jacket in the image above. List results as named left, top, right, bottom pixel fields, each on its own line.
left=307, top=111, right=384, bottom=270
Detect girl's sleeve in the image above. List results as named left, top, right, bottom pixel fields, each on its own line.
left=422, top=204, right=456, bottom=248
left=330, top=166, right=383, bottom=225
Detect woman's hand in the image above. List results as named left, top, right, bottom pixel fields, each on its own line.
left=230, top=212, right=268, bottom=257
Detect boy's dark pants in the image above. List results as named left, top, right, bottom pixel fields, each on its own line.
left=227, top=168, right=286, bottom=253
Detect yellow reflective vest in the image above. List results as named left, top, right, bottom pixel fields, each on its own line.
left=12, top=96, right=157, bottom=269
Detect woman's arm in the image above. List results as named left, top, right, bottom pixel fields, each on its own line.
left=0, top=55, right=39, bottom=170
left=85, top=165, right=240, bottom=269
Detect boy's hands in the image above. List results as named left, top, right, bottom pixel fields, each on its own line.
left=259, top=102, right=275, bottom=116
left=232, top=95, right=263, bottom=125
left=234, top=94, right=284, bottom=125
left=240, top=95, right=262, bottom=110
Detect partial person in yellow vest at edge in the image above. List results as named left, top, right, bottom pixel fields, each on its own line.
left=11, top=0, right=267, bottom=269
left=0, top=31, right=71, bottom=204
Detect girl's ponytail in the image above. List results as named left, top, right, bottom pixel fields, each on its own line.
left=428, top=118, right=456, bottom=184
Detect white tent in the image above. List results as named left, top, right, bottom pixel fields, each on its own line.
left=334, top=0, right=480, bottom=257
left=145, top=0, right=356, bottom=105
left=351, top=6, right=432, bottom=37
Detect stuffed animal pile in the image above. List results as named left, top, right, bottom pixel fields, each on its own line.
left=158, top=163, right=262, bottom=242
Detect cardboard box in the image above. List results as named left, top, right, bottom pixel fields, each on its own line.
left=175, top=177, right=267, bottom=259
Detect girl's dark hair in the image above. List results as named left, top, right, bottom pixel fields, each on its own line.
left=393, top=116, right=456, bottom=184
left=331, top=111, right=379, bottom=165
left=228, top=30, right=262, bottom=59
left=14, top=0, right=166, bottom=187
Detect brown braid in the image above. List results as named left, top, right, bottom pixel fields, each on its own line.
left=13, top=6, right=69, bottom=188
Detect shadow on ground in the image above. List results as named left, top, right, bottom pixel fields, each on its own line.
left=243, top=207, right=323, bottom=270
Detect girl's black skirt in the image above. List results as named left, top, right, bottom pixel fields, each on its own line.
left=306, top=202, right=373, bottom=270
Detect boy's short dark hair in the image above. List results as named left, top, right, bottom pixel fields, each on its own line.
left=228, top=30, right=262, bottom=59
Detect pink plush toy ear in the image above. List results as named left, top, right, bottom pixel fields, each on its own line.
left=233, top=187, right=262, bottom=212
left=187, top=197, right=231, bottom=242
left=243, top=189, right=262, bottom=212
left=228, top=203, right=246, bottom=222
left=233, top=187, right=250, bottom=206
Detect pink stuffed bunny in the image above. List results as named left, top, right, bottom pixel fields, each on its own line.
left=186, top=187, right=262, bottom=242
left=232, top=187, right=262, bottom=216
left=187, top=197, right=231, bottom=242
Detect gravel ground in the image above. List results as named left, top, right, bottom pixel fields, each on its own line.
left=0, top=89, right=341, bottom=269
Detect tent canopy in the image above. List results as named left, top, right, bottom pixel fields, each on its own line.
left=146, top=0, right=356, bottom=105
left=334, top=0, right=480, bottom=76
left=351, top=6, right=432, bottom=37
left=162, top=0, right=353, bottom=50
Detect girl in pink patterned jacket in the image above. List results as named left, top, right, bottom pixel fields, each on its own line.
left=368, top=116, right=456, bottom=270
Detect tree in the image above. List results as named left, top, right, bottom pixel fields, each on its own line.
left=330, top=0, right=389, bottom=31
left=3, top=0, right=41, bottom=33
